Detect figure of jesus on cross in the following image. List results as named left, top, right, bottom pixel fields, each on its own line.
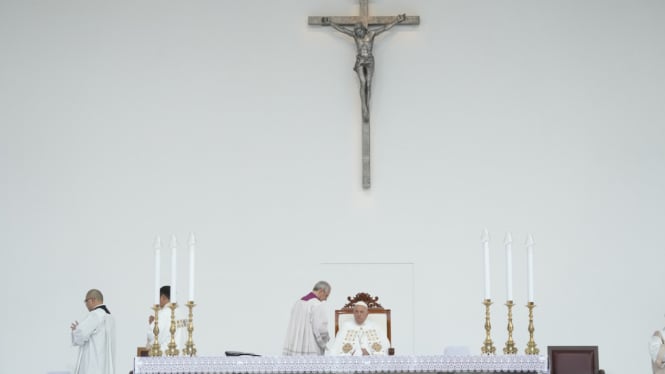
left=322, top=14, right=406, bottom=121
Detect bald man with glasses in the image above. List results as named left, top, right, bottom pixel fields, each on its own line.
left=71, top=289, right=116, bottom=374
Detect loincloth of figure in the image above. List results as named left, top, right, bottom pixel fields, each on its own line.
left=354, top=55, right=375, bottom=72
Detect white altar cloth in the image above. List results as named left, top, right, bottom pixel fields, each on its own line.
left=134, top=355, right=548, bottom=374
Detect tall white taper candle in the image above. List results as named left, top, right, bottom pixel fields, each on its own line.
left=505, top=232, right=513, bottom=301
left=526, top=234, right=535, bottom=302
left=154, top=236, right=161, bottom=305
left=482, top=229, right=491, bottom=300
left=188, top=233, right=196, bottom=301
left=170, top=235, right=178, bottom=304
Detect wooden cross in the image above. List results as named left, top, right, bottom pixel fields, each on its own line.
left=309, top=0, right=419, bottom=190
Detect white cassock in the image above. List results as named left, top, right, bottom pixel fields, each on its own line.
left=331, top=320, right=390, bottom=356
left=72, top=306, right=116, bottom=374
left=283, top=294, right=330, bottom=355
left=147, top=303, right=186, bottom=349
left=650, top=329, right=665, bottom=374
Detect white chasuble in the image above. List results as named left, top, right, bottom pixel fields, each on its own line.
left=331, top=321, right=390, bottom=356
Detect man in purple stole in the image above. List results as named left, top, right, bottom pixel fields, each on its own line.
left=283, top=281, right=332, bottom=355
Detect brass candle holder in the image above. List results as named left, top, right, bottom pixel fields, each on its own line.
left=481, top=299, right=496, bottom=354
left=165, top=303, right=180, bottom=356
left=149, top=304, right=163, bottom=357
left=182, top=300, right=197, bottom=357
left=503, top=300, right=517, bottom=354
left=524, top=301, right=540, bottom=355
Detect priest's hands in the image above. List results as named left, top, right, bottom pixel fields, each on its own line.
left=149, top=315, right=155, bottom=324
left=70, top=321, right=79, bottom=331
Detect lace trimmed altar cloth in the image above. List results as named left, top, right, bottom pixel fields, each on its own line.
left=134, top=354, right=548, bottom=374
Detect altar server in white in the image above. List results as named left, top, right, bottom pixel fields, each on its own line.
left=71, top=289, right=116, bottom=374
left=331, top=301, right=390, bottom=356
left=650, top=324, right=665, bottom=374
left=147, top=285, right=185, bottom=348
left=283, top=281, right=332, bottom=355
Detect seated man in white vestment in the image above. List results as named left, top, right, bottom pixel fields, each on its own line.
left=330, top=301, right=390, bottom=356
left=147, top=285, right=185, bottom=349
left=71, top=288, right=116, bottom=374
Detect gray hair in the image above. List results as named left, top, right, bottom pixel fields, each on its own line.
left=86, top=289, right=104, bottom=302
left=312, top=281, right=331, bottom=293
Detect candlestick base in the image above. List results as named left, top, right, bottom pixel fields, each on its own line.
left=503, top=300, right=517, bottom=354
left=165, top=303, right=180, bottom=356
left=524, top=302, right=540, bottom=355
left=481, top=299, right=496, bottom=355
left=149, top=304, right=163, bottom=357
left=182, top=300, right=197, bottom=357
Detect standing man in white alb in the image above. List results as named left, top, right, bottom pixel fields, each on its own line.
left=147, top=285, right=184, bottom=349
left=330, top=301, right=390, bottom=356
left=283, top=281, right=332, bottom=355
left=71, top=289, right=116, bottom=374
left=650, top=319, right=665, bottom=374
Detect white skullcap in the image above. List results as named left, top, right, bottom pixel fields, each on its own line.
left=354, top=301, right=368, bottom=309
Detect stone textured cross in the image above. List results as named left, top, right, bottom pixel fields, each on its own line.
left=309, top=0, right=419, bottom=190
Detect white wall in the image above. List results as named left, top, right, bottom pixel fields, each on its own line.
left=1, top=1, right=664, bottom=373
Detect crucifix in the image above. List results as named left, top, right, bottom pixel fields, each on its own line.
left=309, top=0, right=419, bottom=189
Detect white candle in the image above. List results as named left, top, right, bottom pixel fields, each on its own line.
left=154, top=236, right=161, bottom=305
left=188, top=233, right=196, bottom=302
left=505, top=232, right=513, bottom=301
left=482, top=229, right=491, bottom=300
left=526, top=234, right=535, bottom=302
left=170, top=235, right=178, bottom=304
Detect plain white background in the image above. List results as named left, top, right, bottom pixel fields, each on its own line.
left=1, top=1, right=664, bottom=373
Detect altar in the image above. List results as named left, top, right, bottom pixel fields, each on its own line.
left=133, top=355, right=549, bottom=374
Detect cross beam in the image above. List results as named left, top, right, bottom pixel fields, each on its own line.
left=308, top=0, right=420, bottom=27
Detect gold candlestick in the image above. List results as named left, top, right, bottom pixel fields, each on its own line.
left=149, top=304, right=163, bottom=357
left=524, top=301, right=540, bottom=355
left=481, top=299, right=496, bottom=354
left=503, top=300, right=517, bottom=354
left=165, top=303, right=180, bottom=356
left=182, top=300, right=197, bottom=356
